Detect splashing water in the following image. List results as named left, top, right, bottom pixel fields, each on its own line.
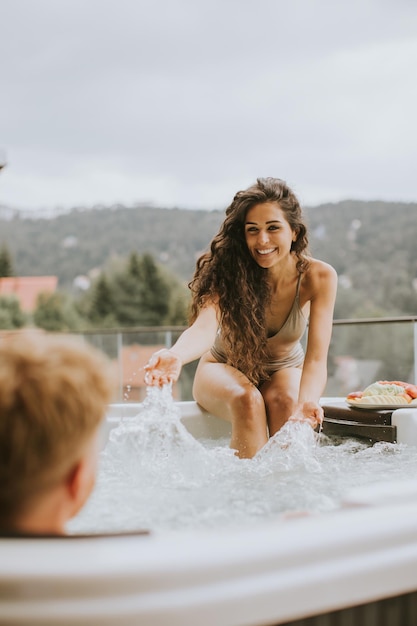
left=68, top=386, right=417, bottom=534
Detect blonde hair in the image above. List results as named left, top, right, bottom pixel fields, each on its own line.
left=0, top=331, right=116, bottom=525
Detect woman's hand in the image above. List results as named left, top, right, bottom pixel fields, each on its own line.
left=144, top=349, right=182, bottom=387
left=289, top=401, right=324, bottom=430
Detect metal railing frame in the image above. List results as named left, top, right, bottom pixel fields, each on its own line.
left=72, top=316, right=417, bottom=400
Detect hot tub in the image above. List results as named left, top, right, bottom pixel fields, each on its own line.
left=2, top=401, right=417, bottom=626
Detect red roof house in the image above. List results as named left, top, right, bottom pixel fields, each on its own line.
left=0, top=276, right=58, bottom=312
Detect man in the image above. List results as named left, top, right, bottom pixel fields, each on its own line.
left=0, top=331, right=116, bottom=535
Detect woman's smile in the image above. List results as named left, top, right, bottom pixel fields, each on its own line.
left=256, top=247, right=277, bottom=255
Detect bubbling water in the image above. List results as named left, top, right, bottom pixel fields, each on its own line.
left=68, top=386, right=417, bottom=534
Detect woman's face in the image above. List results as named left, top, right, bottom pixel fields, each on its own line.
left=244, top=202, right=296, bottom=268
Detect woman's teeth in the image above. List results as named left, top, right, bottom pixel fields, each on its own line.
left=257, top=248, right=275, bottom=255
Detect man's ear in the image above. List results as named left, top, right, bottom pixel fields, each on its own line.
left=65, top=459, right=85, bottom=502
left=64, top=449, right=98, bottom=519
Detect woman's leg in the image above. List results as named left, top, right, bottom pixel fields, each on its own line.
left=260, top=367, right=302, bottom=436
left=193, top=353, right=268, bottom=458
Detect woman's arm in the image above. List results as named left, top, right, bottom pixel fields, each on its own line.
left=293, top=261, right=338, bottom=424
left=144, top=303, right=220, bottom=386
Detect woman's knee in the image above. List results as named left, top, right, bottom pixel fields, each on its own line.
left=228, top=384, right=265, bottom=427
left=229, top=383, right=261, bottom=409
left=264, top=387, right=296, bottom=416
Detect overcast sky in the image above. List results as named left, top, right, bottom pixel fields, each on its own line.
left=1, top=0, right=416, bottom=212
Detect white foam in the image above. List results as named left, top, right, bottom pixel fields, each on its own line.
left=68, top=386, right=417, bottom=534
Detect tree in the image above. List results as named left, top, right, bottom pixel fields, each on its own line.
left=0, top=296, right=26, bottom=329
left=76, top=251, right=189, bottom=329
left=89, top=275, right=115, bottom=321
left=108, top=252, right=171, bottom=326
left=136, top=253, right=170, bottom=325
left=33, top=292, right=85, bottom=331
left=0, top=244, right=13, bottom=277
left=112, top=252, right=148, bottom=326
left=167, top=289, right=190, bottom=325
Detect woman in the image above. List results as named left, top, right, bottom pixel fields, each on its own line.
left=145, top=177, right=337, bottom=458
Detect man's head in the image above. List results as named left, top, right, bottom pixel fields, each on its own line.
left=0, top=331, right=116, bottom=534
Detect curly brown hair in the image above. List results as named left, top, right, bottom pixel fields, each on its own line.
left=189, top=177, right=311, bottom=385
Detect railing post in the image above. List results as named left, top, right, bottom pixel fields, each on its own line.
left=165, top=330, right=172, bottom=349
left=414, top=321, right=417, bottom=385
left=117, top=331, right=123, bottom=402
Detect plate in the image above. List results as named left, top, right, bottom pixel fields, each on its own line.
left=346, top=399, right=417, bottom=410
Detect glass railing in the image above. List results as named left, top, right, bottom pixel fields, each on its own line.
left=73, top=316, right=417, bottom=402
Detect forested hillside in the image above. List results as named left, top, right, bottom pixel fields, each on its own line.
left=1, top=199, right=417, bottom=320
left=0, top=205, right=224, bottom=288
left=305, top=200, right=417, bottom=319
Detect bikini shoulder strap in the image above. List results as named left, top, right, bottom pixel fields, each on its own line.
left=296, top=272, right=302, bottom=296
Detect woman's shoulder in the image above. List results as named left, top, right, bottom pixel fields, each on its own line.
left=302, top=258, right=337, bottom=291
left=305, top=258, right=337, bottom=277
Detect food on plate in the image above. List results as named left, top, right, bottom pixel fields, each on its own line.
left=346, top=380, right=417, bottom=406
left=349, top=394, right=410, bottom=405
